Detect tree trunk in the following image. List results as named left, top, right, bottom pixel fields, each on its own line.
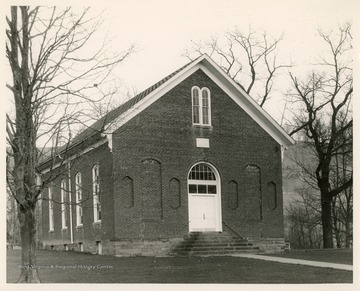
left=345, top=221, right=351, bottom=248
left=331, top=198, right=342, bottom=248
left=321, top=194, right=334, bottom=248
left=17, top=201, right=40, bottom=283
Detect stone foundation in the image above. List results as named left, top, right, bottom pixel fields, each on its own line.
left=248, top=237, right=288, bottom=253
left=42, top=236, right=288, bottom=256
left=113, top=238, right=184, bottom=257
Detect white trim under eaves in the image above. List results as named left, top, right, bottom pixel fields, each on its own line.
left=40, top=138, right=108, bottom=174
left=199, top=64, right=295, bottom=147
left=104, top=64, right=201, bottom=134
left=105, top=54, right=294, bottom=147
left=199, top=57, right=295, bottom=147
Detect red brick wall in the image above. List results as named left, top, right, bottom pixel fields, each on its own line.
left=41, top=143, right=114, bottom=248
left=41, top=68, right=285, bottom=250
left=111, top=69, right=284, bottom=240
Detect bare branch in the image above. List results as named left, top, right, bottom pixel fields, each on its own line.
left=183, top=26, right=290, bottom=107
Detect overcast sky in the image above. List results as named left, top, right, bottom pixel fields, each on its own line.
left=2, top=0, right=358, bottom=123
left=87, top=0, right=358, bottom=122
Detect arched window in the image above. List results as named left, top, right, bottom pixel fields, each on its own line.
left=192, top=87, right=200, bottom=124
left=92, top=165, right=101, bottom=222
left=192, top=87, right=211, bottom=126
left=60, top=179, right=67, bottom=229
left=75, top=172, right=83, bottom=226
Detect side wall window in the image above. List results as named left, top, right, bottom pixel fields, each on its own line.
left=48, top=187, right=54, bottom=231
left=192, top=86, right=211, bottom=126
left=75, top=172, right=83, bottom=226
left=92, top=165, right=101, bottom=222
left=60, top=179, right=67, bottom=229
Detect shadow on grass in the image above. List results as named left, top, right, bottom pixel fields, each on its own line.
left=7, top=249, right=353, bottom=284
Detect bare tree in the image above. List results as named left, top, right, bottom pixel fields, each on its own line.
left=183, top=26, right=291, bottom=107
left=331, top=139, right=353, bottom=248
left=283, top=141, right=352, bottom=249
left=285, top=188, right=322, bottom=249
left=6, top=6, right=135, bottom=282
left=286, top=23, right=353, bottom=248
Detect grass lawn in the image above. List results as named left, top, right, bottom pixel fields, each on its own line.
left=264, top=248, right=353, bottom=265
left=7, top=249, right=353, bottom=284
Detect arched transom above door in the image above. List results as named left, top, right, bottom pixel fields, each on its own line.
left=188, top=163, right=217, bottom=195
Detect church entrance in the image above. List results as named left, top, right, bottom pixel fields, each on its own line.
left=188, top=162, right=222, bottom=232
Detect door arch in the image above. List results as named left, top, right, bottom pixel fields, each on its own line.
left=188, top=162, right=222, bottom=232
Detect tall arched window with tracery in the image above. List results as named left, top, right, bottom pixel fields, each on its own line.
left=192, top=86, right=211, bottom=126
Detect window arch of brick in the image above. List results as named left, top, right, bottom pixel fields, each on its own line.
left=141, top=157, right=161, bottom=164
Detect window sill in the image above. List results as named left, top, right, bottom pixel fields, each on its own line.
left=192, top=124, right=213, bottom=129
left=76, top=224, right=83, bottom=229
left=92, top=221, right=101, bottom=226
left=61, top=227, right=68, bottom=231
left=48, top=230, right=54, bottom=233
left=142, top=219, right=164, bottom=223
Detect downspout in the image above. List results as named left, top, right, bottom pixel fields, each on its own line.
left=281, top=145, right=286, bottom=161
left=68, top=162, right=74, bottom=244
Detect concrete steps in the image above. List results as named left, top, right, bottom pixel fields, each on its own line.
left=170, top=231, right=261, bottom=257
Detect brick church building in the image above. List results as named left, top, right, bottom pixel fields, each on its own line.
left=39, top=54, right=294, bottom=256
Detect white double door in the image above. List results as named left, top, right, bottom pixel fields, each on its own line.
left=189, top=194, right=218, bottom=231
left=189, top=194, right=221, bottom=231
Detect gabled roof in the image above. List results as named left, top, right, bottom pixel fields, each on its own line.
left=52, top=54, right=295, bottom=163
left=102, top=54, right=295, bottom=147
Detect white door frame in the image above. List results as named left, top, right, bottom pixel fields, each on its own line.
left=188, top=162, right=222, bottom=232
